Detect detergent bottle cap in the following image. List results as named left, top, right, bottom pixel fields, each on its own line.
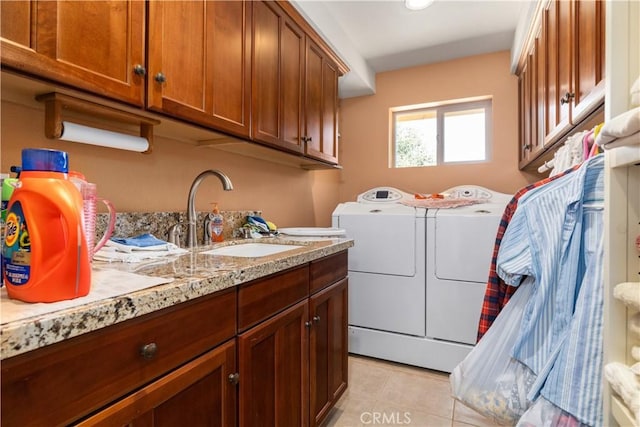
left=22, top=149, right=69, bottom=173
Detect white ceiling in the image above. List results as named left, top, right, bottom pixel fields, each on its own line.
left=292, top=0, right=534, bottom=98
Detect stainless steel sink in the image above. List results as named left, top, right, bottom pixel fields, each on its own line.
left=200, top=243, right=303, bottom=258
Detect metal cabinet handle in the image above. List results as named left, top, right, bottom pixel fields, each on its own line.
left=301, top=136, right=313, bottom=143
left=305, top=321, right=313, bottom=328
left=133, top=64, right=147, bottom=76
left=313, top=315, right=321, bottom=323
left=560, top=92, right=575, bottom=105
left=523, top=144, right=531, bottom=150
left=154, top=72, right=167, bottom=84
left=228, top=372, right=240, bottom=384
left=140, top=342, right=158, bottom=360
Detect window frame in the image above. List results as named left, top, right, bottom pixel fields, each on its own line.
left=390, top=97, right=493, bottom=168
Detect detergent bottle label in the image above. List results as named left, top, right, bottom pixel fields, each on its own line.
left=3, top=202, right=31, bottom=285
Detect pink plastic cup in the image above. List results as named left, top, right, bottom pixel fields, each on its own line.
left=81, top=182, right=115, bottom=260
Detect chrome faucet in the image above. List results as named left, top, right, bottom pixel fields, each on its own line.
left=186, top=169, right=233, bottom=248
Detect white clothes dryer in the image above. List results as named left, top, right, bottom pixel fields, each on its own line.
left=426, top=186, right=512, bottom=346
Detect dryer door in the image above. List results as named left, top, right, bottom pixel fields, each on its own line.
left=336, top=205, right=418, bottom=277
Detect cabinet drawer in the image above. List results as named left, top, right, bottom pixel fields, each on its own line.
left=238, top=265, right=309, bottom=332
left=310, top=250, right=348, bottom=294
left=76, top=339, right=237, bottom=427
left=1, top=289, right=236, bottom=427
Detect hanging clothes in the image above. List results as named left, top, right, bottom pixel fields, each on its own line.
left=497, top=154, right=604, bottom=426
left=476, top=164, right=581, bottom=341
left=549, top=131, right=587, bottom=176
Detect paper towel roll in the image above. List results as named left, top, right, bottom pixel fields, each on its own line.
left=60, top=121, right=149, bottom=152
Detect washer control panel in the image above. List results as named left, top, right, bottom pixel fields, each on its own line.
left=445, top=186, right=494, bottom=200
left=358, top=187, right=408, bottom=203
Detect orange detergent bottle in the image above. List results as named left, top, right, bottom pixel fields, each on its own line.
left=2, top=149, right=90, bottom=302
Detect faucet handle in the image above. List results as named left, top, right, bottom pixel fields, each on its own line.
left=167, top=223, right=183, bottom=247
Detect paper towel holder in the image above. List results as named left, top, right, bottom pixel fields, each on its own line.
left=36, top=92, right=160, bottom=154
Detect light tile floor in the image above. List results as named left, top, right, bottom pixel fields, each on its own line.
left=323, top=355, right=500, bottom=427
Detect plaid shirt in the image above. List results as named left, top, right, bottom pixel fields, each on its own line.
left=476, top=165, right=581, bottom=342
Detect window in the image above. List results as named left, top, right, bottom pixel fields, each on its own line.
left=391, top=98, right=492, bottom=168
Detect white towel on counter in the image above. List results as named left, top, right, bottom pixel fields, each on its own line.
left=94, top=245, right=188, bottom=263
left=596, top=107, right=640, bottom=146
left=1, top=269, right=174, bottom=324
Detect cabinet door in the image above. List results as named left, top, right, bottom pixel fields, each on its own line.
left=76, top=340, right=237, bottom=427
left=0, top=0, right=145, bottom=106
left=309, top=278, right=348, bottom=427
left=557, top=0, right=573, bottom=128
left=518, top=74, right=527, bottom=164
left=147, top=0, right=251, bottom=138
left=520, top=61, right=532, bottom=166
left=571, top=0, right=605, bottom=122
left=251, top=1, right=304, bottom=153
left=535, top=27, right=546, bottom=156
left=321, top=60, right=339, bottom=163
left=281, top=18, right=305, bottom=151
left=304, top=40, right=339, bottom=164
left=238, top=300, right=309, bottom=427
left=544, top=0, right=573, bottom=145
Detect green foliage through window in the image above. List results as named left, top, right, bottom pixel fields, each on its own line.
left=391, top=98, right=492, bottom=168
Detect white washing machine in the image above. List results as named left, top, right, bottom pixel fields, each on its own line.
left=426, top=185, right=512, bottom=345
left=332, top=185, right=511, bottom=373
left=332, top=187, right=427, bottom=337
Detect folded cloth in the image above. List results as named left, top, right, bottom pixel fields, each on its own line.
left=111, top=233, right=168, bottom=248
left=603, top=131, right=640, bottom=150
left=604, top=362, right=640, bottom=425
left=632, top=346, right=640, bottom=362
left=106, top=240, right=173, bottom=253
left=631, top=75, right=640, bottom=107
left=613, top=282, right=640, bottom=311
left=93, top=246, right=188, bottom=263
left=596, top=107, right=640, bottom=145
left=400, top=198, right=480, bottom=209
left=631, top=313, right=640, bottom=339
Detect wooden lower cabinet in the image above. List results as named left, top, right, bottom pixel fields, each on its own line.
left=76, top=340, right=237, bottom=427
left=238, top=300, right=310, bottom=427
left=0, top=252, right=349, bottom=427
left=237, top=250, right=349, bottom=427
left=1, top=289, right=237, bottom=427
left=310, top=278, right=348, bottom=426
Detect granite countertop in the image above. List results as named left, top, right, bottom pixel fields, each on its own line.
left=0, top=236, right=354, bottom=360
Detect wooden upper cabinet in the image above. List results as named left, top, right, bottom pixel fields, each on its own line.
left=572, top=0, right=605, bottom=122
left=556, top=0, right=573, bottom=130
left=282, top=18, right=305, bottom=150
left=304, top=39, right=339, bottom=164
left=251, top=0, right=304, bottom=153
left=147, top=0, right=251, bottom=138
left=0, top=0, right=145, bottom=106
left=517, top=0, right=605, bottom=170
left=544, top=0, right=572, bottom=145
